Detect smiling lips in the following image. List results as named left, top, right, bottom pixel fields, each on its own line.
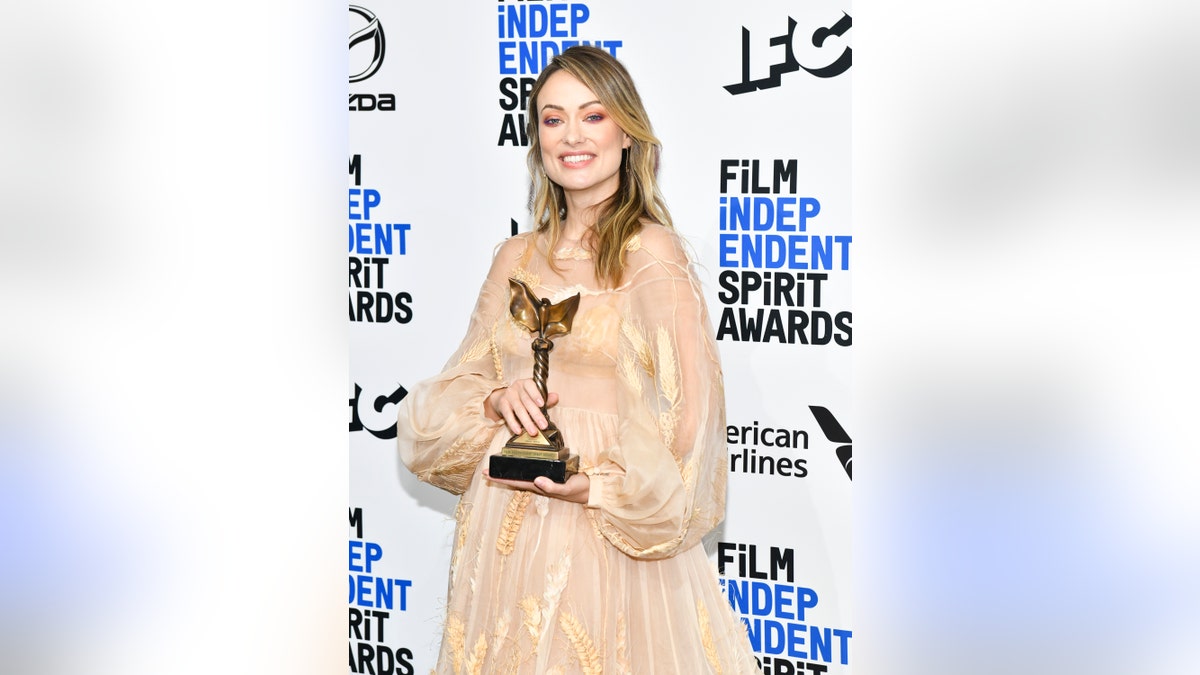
left=561, top=153, right=596, bottom=166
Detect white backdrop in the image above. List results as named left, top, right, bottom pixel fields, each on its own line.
left=349, top=2, right=852, bottom=672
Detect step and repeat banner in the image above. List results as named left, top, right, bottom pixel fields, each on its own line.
left=348, top=2, right=852, bottom=673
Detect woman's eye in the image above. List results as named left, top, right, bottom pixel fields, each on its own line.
left=585, top=113, right=604, bottom=122
left=542, top=117, right=561, bottom=126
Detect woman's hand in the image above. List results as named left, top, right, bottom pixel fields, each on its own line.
left=483, top=470, right=591, bottom=504
left=485, top=379, right=560, bottom=437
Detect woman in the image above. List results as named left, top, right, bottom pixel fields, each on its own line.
left=398, top=45, right=761, bottom=673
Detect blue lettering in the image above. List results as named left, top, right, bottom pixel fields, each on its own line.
left=775, top=197, right=797, bottom=231
left=796, top=585, right=818, bottom=620
left=751, top=581, right=772, bottom=616
left=348, top=540, right=383, bottom=572
left=728, top=197, right=752, bottom=230
left=499, top=4, right=589, bottom=39
left=833, top=629, right=852, bottom=664
left=529, top=5, right=547, bottom=37
left=799, top=197, right=820, bottom=228
left=727, top=578, right=750, bottom=613
left=349, top=223, right=411, bottom=255
left=549, top=4, right=567, bottom=37
left=348, top=188, right=381, bottom=220
left=719, top=234, right=737, bottom=267
left=541, top=41, right=560, bottom=69
left=520, top=41, right=539, bottom=74
left=349, top=575, right=412, bottom=610
left=809, top=626, right=831, bottom=663
left=787, top=622, right=808, bottom=658
left=835, top=235, right=852, bottom=270
left=753, top=197, right=774, bottom=231
left=774, top=583, right=794, bottom=620
left=499, top=41, right=516, bottom=74
left=765, top=619, right=786, bottom=654
left=722, top=196, right=818, bottom=232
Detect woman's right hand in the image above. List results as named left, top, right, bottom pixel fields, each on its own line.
left=485, top=379, right=560, bottom=437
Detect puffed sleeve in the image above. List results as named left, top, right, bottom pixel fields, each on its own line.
left=584, top=225, right=729, bottom=559
left=395, top=237, right=527, bottom=495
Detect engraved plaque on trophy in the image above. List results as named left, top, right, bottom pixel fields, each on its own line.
left=488, top=278, right=581, bottom=483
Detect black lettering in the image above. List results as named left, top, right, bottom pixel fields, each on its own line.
left=497, top=113, right=529, bottom=146
left=720, top=159, right=739, bottom=193
left=354, top=291, right=374, bottom=321
left=350, top=155, right=362, bottom=186
left=771, top=546, right=795, bottom=583
left=788, top=309, right=809, bottom=344
left=349, top=507, right=363, bottom=538
left=717, top=270, right=739, bottom=304
left=716, top=541, right=735, bottom=575
left=349, top=93, right=396, bottom=112
left=810, top=311, right=832, bottom=345
left=774, top=159, right=798, bottom=193
left=394, top=292, right=413, bottom=323
left=834, top=311, right=852, bottom=346
left=396, top=648, right=414, bottom=675
left=499, top=77, right=520, bottom=111
left=353, top=641, right=375, bottom=674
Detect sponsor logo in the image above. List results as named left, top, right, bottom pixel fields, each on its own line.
left=717, top=541, right=853, bottom=672
left=496, top=2, right=624, bottom=146
left=725, top=11, right=852, bottom=95
left=809, top=406, right=851, bottom=480
left=349, top=6, right=395, bottom=111
left=350, top=5, right=386, bottom=83
left=349, top=155, right=414, bottom=324
left=715, top=159, right=852, bottom=346
left=349, top=383, right=409, bottom=439
left=349, top=507, right=416, bottom=675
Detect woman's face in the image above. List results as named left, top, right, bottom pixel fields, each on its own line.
left=536, top=70, right=631, bottom=207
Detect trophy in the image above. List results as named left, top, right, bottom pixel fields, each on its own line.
left=488, top=278, right=581, bottom=483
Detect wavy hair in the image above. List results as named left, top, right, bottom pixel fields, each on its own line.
left=525, top=45, right=672, bottom=288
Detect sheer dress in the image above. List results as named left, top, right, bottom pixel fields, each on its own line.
left=397, top=224, right=760, bottom=674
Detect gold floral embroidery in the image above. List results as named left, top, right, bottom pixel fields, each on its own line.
left=697, top=601, right=723, bottom=674
left=654, top=326, right=682, bottom=454
left=559, top=612, right=603, bottom=675
left=489, top=322, right=505, bottom=383
left=429, top=437, right=487, bottom=496
left=552, top=245, right=592, bottom=260
left=458, top=335, right=490, bottom=365
left=542, top=552, right=571, bottom=615
left=495, top=490, right=531, bottom=556
left=450, top=501, right=472, bottom=587
left=615, top=611, right=632, bottom=675
left=492, top=613, right=511, bottom=650
left=465, top=632, right=488, bottom=675
left=617, top=353, right=642, bottom=395
left=445, top=613, right=466, bottom=674
left=511, top=264, right=539, bottom=289
left=519, top=595, right=542, bottom=654
left=620, top=319, right=655, bottom=379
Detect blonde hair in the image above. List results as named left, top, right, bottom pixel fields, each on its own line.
left=525, top=45, right=672, bottom=288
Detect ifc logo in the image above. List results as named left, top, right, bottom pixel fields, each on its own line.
left=349, top=5, right=385, bottom=83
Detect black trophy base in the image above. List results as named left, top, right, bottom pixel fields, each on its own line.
left=489, top=453, right=580, bottom=484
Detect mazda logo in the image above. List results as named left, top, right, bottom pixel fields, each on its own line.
left=349, top=6, right=386, bottom=83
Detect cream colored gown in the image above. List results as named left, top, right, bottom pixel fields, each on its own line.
left=397, top=224, right=761, bottom=674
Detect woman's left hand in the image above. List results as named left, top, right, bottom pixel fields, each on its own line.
left=483, top=470, right=591, bottom=504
